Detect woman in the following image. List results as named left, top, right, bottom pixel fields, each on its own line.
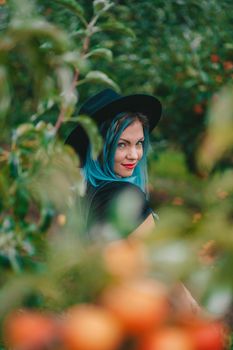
left=65, top=88, right=162, bottom=238
left=66, top=88, right=201, bottom=315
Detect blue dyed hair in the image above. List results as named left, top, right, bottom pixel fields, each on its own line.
left=83, top=112, right=150, bottom=194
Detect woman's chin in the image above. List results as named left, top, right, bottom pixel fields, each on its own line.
left=119, top=169, right=134, bottom=178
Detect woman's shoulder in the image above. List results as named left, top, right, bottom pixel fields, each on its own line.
left=87, top=181, right=148, bottom=207
left=89, top=180, right=151, bottom=216
left=85, top=180, right=154, bottom=235
left=95, top=180, right=145, bottom=195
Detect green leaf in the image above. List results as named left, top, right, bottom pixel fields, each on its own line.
left=56, top=66, right=78, bottom=119
left=61, top=51, right=88, bottom=72
left=15, top=123, right=34, bottom=139
left=85, top=48, right=113, bottom=62
left=8, top=152, right=20, bottom=179
left=0, top=66, right=11, bottom=123
left=93, top=0, right=107, bottom=13
left=79, top=70, right=120, bottom=92
left=55, top=0, right=86, bottom=26
left=56, top=0, right=84, bottom=15
left=183, top=79, right=197, bottom=88
left=93, top=0, right=113, bottom=14
left=224, top=42, right=233, bottom=50
left=69, top=115, right=103, bottom=160
left=186, top=66, right=198, bottom=78
left=31, top=99, right=56, bottom=121
left=10, top=19, right=71, bottom=52
left=14, top=186, right=30, bottom=219
left=39, top=206, right=55, bottom=233
left=199, top=71, right=209, bottom=84
left=100, top=21, right=136, bottom=39
left=0, top=172, right=8, bottom=211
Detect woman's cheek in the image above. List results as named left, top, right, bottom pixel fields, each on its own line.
left=138, top=148, right=143, bottom=160
left=115, top=149, right=125, bottom=163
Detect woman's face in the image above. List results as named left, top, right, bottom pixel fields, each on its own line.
left=114, top=119, right=144, bottom=177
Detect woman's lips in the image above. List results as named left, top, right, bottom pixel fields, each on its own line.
left=122, top=163, right=136, bottom=169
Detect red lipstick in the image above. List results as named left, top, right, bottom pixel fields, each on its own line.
left=122, top=163, right=136, bottom=169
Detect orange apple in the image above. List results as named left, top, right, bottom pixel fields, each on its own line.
left=188, top=321, right=228, bottom=350
left=103, top=238, right=147, bottom=279
left=3, top=309, right=57, bottom=350
left=139, top=327, right=194, bottom=350
left=100, top=279, right=169, bottom=334
left=61, top=304, right=123, bottom=350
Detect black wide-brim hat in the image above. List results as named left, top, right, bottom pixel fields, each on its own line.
left=65, top=88, right=162, bottom=165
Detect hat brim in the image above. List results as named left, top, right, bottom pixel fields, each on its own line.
left=65, top=94, right=162, bottom=165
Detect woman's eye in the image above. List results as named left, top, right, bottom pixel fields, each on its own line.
left=118, top=142, right=126, bottom=148
left=137, top=140, right=144, bottom=146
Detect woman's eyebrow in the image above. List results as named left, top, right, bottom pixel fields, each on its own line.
left=119, top=137, right=144, bottom=144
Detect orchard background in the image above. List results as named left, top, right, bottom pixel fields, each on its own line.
left=0, top=0, right=232, bottom=349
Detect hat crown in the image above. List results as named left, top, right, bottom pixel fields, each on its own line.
left=79, top=89, right=121, bottom=116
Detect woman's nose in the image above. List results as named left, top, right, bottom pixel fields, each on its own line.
left=127, top=147, right=138, bottom=160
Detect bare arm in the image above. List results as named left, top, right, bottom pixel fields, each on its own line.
left=169, top=282, right=203, bottom=318
left=131, top=213, right=155, bottom=239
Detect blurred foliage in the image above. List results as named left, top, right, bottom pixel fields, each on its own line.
left=148, top=86, right=233, bottom=319
left=96, top=0, right=233, bottom=173
left=0, top=0, right=117, bottom=270
left=2, top=0, right=232, bottom=172
left=0, top=0, right=233, bottom=349
left=45, top=0, right=233, bottom=172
